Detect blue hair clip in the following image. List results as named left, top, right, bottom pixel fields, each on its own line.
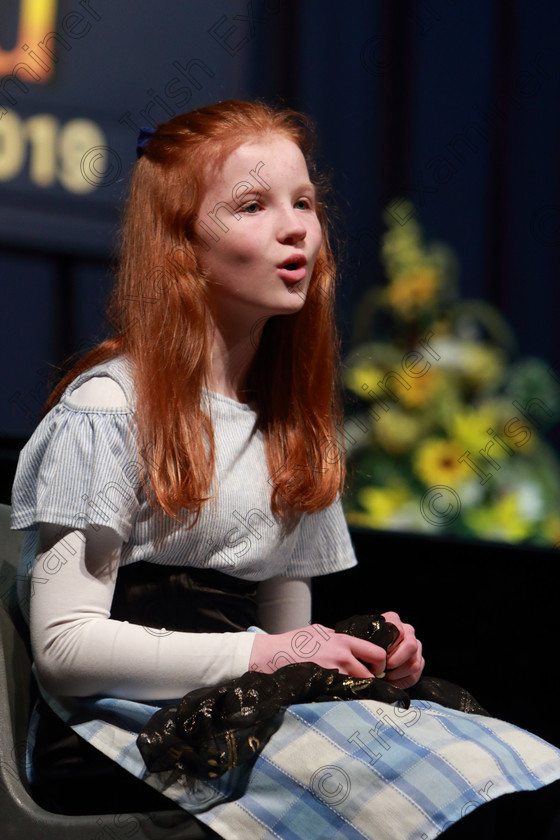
left=136, top=126, right=156, bottom=159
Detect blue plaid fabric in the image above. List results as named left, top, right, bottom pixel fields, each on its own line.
left=33, top=662, right=560, bottom=840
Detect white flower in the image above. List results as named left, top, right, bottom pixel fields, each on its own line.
left=515, top=482, right=544, bottom=521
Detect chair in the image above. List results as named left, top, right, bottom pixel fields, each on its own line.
left=0, top=503, right=219, bottom=839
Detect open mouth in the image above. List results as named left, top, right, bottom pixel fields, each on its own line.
left=277, top=262, right=307, bottom=283
left=278, top=254, right=307, bottom=283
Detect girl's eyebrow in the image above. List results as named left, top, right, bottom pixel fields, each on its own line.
left=237, top=188, right=261, bottom=198
left=240, top=183, right=316, bottom=194
left=297, top=182, right=316, bottom=195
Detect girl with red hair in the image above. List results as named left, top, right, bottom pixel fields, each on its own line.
left=11, top=101, right=560, bottom=839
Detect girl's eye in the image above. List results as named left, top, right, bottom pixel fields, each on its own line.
left=242, top=202, right=260, bottom=214
left=295, top=198, right=312, bottom=210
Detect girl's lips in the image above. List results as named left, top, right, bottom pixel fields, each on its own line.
left=277, top=266, right=307, bottom=282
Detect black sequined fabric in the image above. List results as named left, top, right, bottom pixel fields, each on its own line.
left=137, top=613, right=489, bottom=784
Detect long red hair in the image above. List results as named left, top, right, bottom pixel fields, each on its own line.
left=44, top=100, right=345, bottom=528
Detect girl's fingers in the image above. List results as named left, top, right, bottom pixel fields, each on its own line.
left=346, top=636, right=387, bottom=676
left=382, top=611, right=406, bottom=636
left=386, top=672, right=424, bottom=690
left=385, top=656, right=425, bottom=682
left=346, top=659, right=386, bottom=679
left=334, top=613, right=424, bottom=686
left=386, top=634, right=422, bottom=670
left=386, top=652, right=425, bottom=684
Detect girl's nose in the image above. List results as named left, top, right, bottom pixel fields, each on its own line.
left=278, top=208, right=307, bottom=244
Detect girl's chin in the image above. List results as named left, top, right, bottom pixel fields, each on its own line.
left=271, top=301, right=307, bottom=317
left=252, top=292, right=308, bottom=317
left=278, top=286, right=308, bottom=309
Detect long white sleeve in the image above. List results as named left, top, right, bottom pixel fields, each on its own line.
left=30, top=524, right=256, bottom=700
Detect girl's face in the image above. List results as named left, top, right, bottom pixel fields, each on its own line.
left=195, top=134, right=323, bottom=333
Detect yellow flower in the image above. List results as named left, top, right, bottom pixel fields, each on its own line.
left=451, top=405, right=502, bottom=458
left=399, top=369, right=440, bottom=409
left=356, top=485, right=409, bottom=528
left=464, top=494, right=533, bottom=543
left=345, top=510, right=380, bottom=529
left=386, top=267, right=439, bottom=319
left=373, top=410, right=422, bottom=454
left=462, top=344, right=505, bottom=390
left=450, top=400, right=537, bottom=456
left=413, top=438, right=471, bottom=487
left=343, top=364, right=385, bottom=398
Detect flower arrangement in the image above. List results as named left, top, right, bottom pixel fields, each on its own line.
left=341, top=199, right=560, bottom=546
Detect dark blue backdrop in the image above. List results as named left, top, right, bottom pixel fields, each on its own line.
left=2, top=0, right=559, bottom=451
left=250, top=1, right=560, bottom=363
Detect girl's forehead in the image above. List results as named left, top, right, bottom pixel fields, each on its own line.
left=208, top=135, right=308, bottom=187
left=228, top=133, right=296, bottom=154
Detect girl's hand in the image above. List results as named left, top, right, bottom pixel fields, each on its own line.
left=250, top=624, right=387, bottom=679
left=381, top=611, right=424, bottom=689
